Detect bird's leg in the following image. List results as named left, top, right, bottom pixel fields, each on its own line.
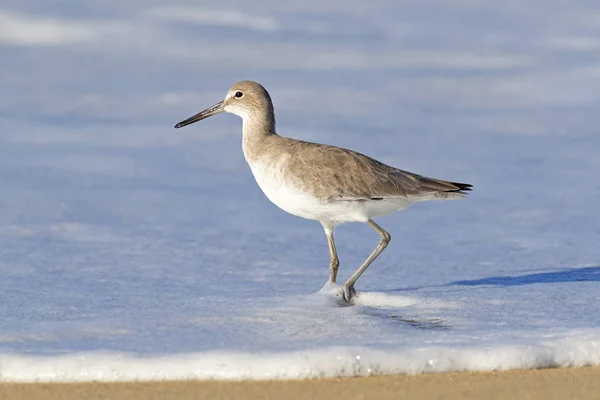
left=325, top=229, right=340, bottom=284
left=342, top=220, right=391, bottom=302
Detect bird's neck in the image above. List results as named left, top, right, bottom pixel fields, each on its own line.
left=241, top=111, right=278, bottom=164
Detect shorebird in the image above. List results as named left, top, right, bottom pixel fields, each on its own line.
left=174, top=81, right=472, bottom=303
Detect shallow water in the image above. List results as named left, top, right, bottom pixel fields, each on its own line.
left=1, top=0, right=600, bottom=381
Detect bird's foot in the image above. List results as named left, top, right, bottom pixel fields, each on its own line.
left=342, top=284, right=357, bottom=303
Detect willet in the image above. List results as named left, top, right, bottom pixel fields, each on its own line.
left=174, top=81, right=472, bottom=303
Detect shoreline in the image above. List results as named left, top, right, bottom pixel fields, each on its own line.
left=2, top=366, right=599, bottom=400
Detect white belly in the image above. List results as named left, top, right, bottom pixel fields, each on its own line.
left=249, top=161, right=412, bottom=224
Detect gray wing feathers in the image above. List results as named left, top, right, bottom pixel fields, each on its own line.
left=278, top=138, right=472, bottom=201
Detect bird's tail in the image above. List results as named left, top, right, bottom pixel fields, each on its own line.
left=416, top=177, right=473, bottom=200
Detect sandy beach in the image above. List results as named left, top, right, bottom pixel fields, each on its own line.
left=1, top=366, right=598, bottom=400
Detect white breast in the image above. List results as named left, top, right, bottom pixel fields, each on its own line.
left=249, top=161, right=325, bottom=220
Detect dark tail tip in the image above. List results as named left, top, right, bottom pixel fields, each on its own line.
left=449, top=182, right=473, bottom=194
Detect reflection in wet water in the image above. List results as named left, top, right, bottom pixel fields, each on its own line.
left=388, top=315, right=451, bottom=330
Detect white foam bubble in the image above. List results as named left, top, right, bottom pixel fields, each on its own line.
left=353, top=291, right=419, bottom=308
left=316, top=283, right=418, bottom=308
left=1, top=335, right=600, bottom=382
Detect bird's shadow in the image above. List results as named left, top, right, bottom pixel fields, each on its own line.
left=450, top=265, right=600, bottom=287
left=384, top=266, right=600, bottom=292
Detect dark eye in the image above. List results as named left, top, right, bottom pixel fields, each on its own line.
left=234, top=91, right=244, bottom=98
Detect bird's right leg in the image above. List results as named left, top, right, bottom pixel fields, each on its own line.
left=322, top=223, right=339, bottom=284
left=342, top=220, right=391, bottom=302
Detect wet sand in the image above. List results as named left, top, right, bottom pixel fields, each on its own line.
left=1, top=366, right=598, bottom=400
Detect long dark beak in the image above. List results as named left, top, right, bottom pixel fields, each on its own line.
left=174, top=101, right=224, bottom=129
